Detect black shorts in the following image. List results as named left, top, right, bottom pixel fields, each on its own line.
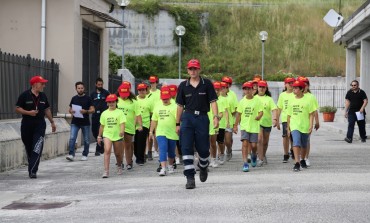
left=217, top=128, right=225, bottom=144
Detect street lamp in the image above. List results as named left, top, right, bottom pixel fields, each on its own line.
left=175, top=25, right=186, bottom=79
left=117, top=0, right=130, bottom=69
left=259, top=31, right=268, bottom=80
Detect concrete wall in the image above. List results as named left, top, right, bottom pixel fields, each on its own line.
left=0, top=118, right=70, bottom=172
left=109, top=10, right=177, bottom=56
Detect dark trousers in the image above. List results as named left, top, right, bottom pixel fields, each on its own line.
left=180, top=112, right=210, bottom=178
left=21, top=120, right=46, bottom=175
left=347, top=112, right=367, bottom=140
left=92, top=114, right=104, bottom=153
left=134, top=127, right=149, bottom=164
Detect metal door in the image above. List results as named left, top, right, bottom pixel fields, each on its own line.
left=83, top=26, right=100, bottom=94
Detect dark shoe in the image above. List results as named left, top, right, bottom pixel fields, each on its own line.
left=29, top=173, right=37, bottom=179
left=157, top=163, right=162, bottom=172
left=126, top=164, right=133, bottom=170
left=300, top=159, right=308, bottom=169
left=185, top=177, right=196, bottom=189
left=290, top=149, right=295, bottom=159
left=283, top=154, right=289, bottom=163
left=361, top=138, right=366, bottom=143
left=293, top=162, right=300, bottom=172
left=173, top=162, right=177, bottom=169
left=147, top=151, right=153, bottom=161
left=95, top=152, right=100, bottom=156
left=344, top=137, right=352, bottom=143
left=199, top=167, right=208, bottom=182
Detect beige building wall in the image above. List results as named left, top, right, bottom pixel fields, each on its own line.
left=0, top=0, right=112, bottom=114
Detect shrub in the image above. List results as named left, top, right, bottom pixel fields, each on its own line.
left=319, top=106, right=337, bottom=113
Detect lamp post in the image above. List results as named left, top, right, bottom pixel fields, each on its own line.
left=259, top=31, right=268, bottom=80
left=117, top=0, right=130, bottom=69
left=175, top=25, right=186, bottom=79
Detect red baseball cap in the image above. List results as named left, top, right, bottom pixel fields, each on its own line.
left=297, top=76, right=309, bottom=83
left=187, top=59, right=201, bottom=69
left=284, top=77, right=295, bottom=83
left=258, top=80, right=268, bottom=87
left=149, top=76, right=158, bottom=83
left=137, top=83, right=147, bottom=90
left=220, top=81, right=228, bottom=88
left=292, top=80, right=305, bottom=88
left=168, top=84, right=178, bottom=97
left=242, top=81, right=253, bottom=89
left=222, top=76, right=232, bottom=85
left=213, top=81, right=221, bottom=89
left=30, top=75, right=48, bottom=85
left=252, top=77, right=261, bottom=83
left=105, top=94, right=118, bottom=102
left=118, top=82, right=131, bottom=98
left=160, top=86, right=171, bottom=100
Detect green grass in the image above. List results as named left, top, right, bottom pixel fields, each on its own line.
left=122, top=0, right=364, bottom=82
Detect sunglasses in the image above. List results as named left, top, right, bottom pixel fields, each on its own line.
left=351, top=84, right=357, bottom=87
left=188, top=67, right=198, bottom=71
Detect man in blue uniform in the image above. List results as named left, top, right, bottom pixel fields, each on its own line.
left=90, top=78, right=110, bottom=156
left=176, top=59, right=219, bottom=189
left=16, top=75, right=56, bottom=178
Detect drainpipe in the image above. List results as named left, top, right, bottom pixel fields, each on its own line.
left=41, top=0, right=46, bottom=60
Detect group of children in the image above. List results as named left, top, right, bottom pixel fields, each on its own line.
left=97, top=74, right=319, bottom=178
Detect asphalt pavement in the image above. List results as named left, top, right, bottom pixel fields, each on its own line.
left=0, top=114, right=369, bottom=222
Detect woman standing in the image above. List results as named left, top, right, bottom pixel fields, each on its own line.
left=98, top=94, right=126, bottom=178
left=117, top=81, right=143, bottom=170
left=255, top=80, right=278, bottom=166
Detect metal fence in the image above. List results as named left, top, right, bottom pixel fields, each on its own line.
left=0, top=50, right=59, bottom=120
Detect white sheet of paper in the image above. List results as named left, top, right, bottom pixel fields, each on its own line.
left=72, top=104, right=83, bottom=118
left=356, top=111, right=364, bottom=121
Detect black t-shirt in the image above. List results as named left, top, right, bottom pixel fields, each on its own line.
left=345, top=89, right=367, bottom=114
left=69, top=95, right=93, bottom=125
left=16, top=89, right=50, bottom=121
left=90, top=89, right=110, bottom=115
left=176, top=77, right=218, bottom=113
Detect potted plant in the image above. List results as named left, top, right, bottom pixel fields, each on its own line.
left=319, top=106, right=337, bottom=122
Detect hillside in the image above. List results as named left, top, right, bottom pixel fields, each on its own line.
left=115, top=0, right=364, bottom=82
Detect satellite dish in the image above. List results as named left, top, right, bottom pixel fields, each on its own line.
left=323, top=9, right=344, bottom=28
left=175, top=25, right=186, bottom=36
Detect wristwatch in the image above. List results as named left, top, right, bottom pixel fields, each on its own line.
left=213, top=115, right=221, bottom=120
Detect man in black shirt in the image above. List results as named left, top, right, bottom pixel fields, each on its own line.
left=16, top=75, right=56, bottom=178
left=176, top=59, right=219, bottom=189
left=90, top=78, right=110, bottom=156
left=66, top=82, right=94, bottom=161
left=344, top=80, right=368, bottom=143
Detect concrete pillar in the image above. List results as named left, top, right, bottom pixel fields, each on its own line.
left=360, top=40, right=370, bottom=94
left=346, top=48, right=357, bottom=91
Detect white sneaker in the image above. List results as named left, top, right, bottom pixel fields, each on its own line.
left=256, top=159, right=263, bottom=167
left=305, top=159, right=311, bottom=167
left=159, top=168, right=166, bottom=176
left=263, top=156, right=268, bottom=165
left=102, top=171, right=109, bottom=178
left=175, top=157, right=180, bottom=165
left=210, top=158, right=219, bottom=168
left=219, top=154, right=225, bottom=165
left=80, top=156, right=88, bottom=161
left=117, top=166, right=123, bottom=175
left=153, top=150, right=159, bottom=158
left=66, top=155, right=74, bottom=161
left=167, top=165, right=175, bottom=174
left=226, top=151, right=232, bottom=161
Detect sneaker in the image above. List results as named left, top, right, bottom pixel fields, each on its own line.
left=126, top=164, right=132, bottom=170
left=117, top=166, right=123, bottom=175
left=199, top=166, right=208, bottom=182
left=300, top=159, right=308, bottom=169
left=344, top=137, right=352, bottom=143
left=102, top=171, right=109, bottom=178
left=247, top=154, right=251, bottom=163
left=361, top=138, right=366, bottom=143
left=168, top=165, right=175, bottom=174
left=293, top=162, right=300, bottom=172
left=153, top=150, right=159, bottom=158
left=256, top=159, right=263, bottom=167
left=305, top=158, right=311, bottom=167
left=157, top=163, right=162, bottom=172
left=242, top=162, right=249, bottom=172
left=173, top=162, right=177, bottom=169
left=226, top=151, right=232, bottom=161
left=290, top=149, right=295, bottom=159
left=185, top=177, right=196, bottom=189
left=175, top=157, right=180, bottom=165
left=251, top=154, right=257, bottom=167
left=210, top=158, right=218, bottom=168
left=219, top=154, right=225, bottom=165
left=263, top=156, right=268, bottom=165
left=283, top=154, right=289, bottom=163
left=29, top=173, right=37, bottom=179
left=66, top=155, right=74, bottom=161
left=159, top=168, right=167, bottom=176
left=80, top=156, right=88, bottom=161
left=95, top=152, right=100, bottom=156
left=147, top=151, right=153, bottom=161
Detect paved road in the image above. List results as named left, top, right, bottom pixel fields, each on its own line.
left=0, top=116, right=369, bottom=222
